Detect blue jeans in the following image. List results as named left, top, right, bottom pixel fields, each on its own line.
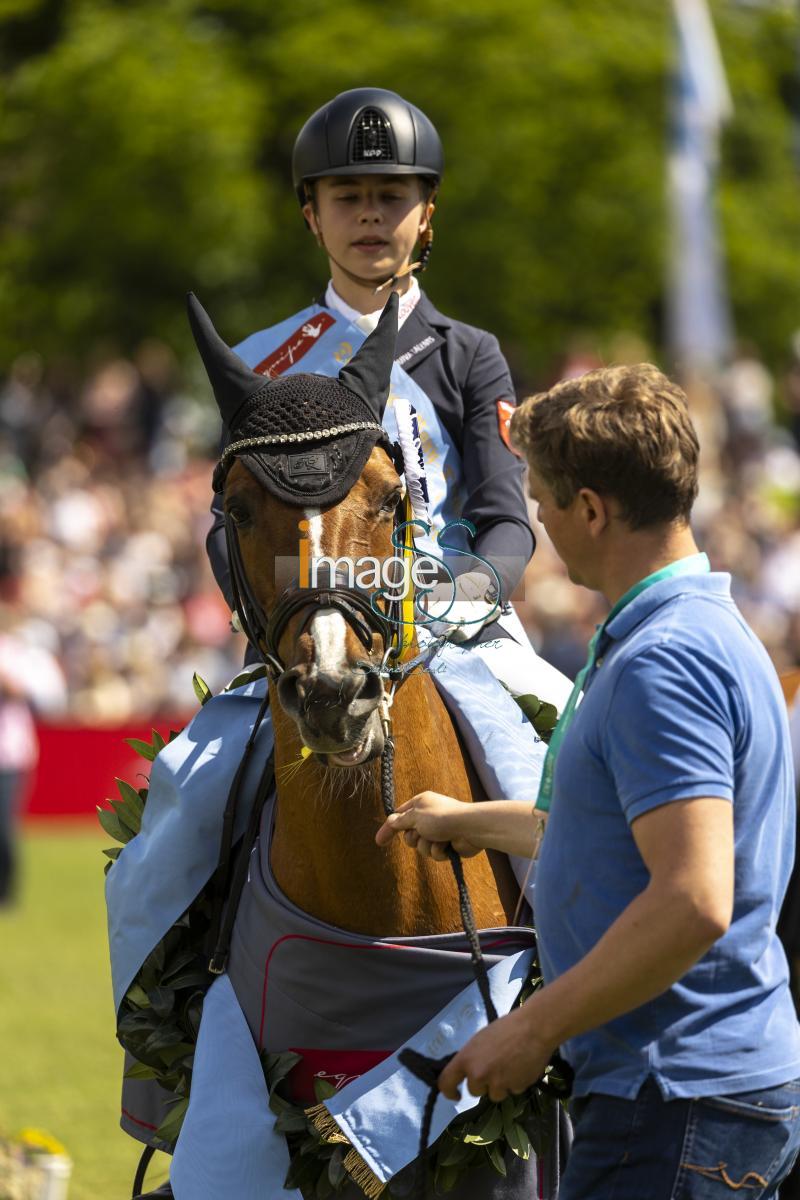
left=560, top=1076, right=800, bottom=1200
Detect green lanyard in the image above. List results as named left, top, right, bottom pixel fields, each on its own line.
left=535, top=553, right=710, bottom=814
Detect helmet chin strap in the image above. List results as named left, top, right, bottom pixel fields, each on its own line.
left=318, top=234, right=423, bottom=296
left=311, top=199, right=434, bottom=297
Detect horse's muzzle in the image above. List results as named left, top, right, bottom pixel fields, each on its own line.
left=277, top=665, right=384, bottom=760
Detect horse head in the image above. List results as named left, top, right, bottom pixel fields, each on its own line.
left=189, top=292, right=408, bottom=767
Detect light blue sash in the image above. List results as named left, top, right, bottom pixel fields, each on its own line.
left=105, top=675, right=274, bottom=1011
left=171, top=952, right=534, bottom=1200
left=171, top=974, right=298, bottom=1199
left=235, top=304, right=468, bottom=551
left=319, top=948, right=535, bottom=1186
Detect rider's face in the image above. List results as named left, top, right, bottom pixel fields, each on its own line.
left=303, top=175, right=431, bottom=284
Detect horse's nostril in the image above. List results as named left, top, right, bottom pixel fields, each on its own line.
left=359, top=671, right=383, bottom=703
left=279, top=661, right=387, bottom=738
left=277, top=666, right=305, bottom=715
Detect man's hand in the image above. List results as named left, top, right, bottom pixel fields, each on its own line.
left=438, top=1002, right=555, bottom=1102
left=375, top=792, right=483, bottom=859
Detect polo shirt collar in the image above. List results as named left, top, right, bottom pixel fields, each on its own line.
left=604, top=569, right=732, bottom=643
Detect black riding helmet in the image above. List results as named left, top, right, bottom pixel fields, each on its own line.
left=292, top=87, right=444, bottom=206
left=293, top=88, right=444, bottom=289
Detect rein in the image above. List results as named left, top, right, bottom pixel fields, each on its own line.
left=224, top=516, right=398, bottom=680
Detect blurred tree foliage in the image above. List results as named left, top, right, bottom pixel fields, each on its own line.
left=0, top=0, right=797, bottom=381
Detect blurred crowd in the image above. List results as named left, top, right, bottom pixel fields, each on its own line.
left=518, top=335, right=800, bottom=687
left=0, top=342, right=245, bottom=726
left=1, top=333, right=800, bottom=730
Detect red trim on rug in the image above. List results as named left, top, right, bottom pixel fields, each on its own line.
left=258, top=932, right=530, bottom=1049
left=121, top=1107, right=160, bottom=1132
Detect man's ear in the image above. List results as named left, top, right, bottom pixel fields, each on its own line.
left=577, top=487, right=611, bottom=538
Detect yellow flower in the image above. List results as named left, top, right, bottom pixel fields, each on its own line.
left=16, top=1127, right=67, bottom=1156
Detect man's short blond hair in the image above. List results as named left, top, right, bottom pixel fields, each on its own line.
left=510, top=364, right=699, bottom=529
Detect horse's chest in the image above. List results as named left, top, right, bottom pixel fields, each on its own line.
left=227, top=805, right=532, bottom=1102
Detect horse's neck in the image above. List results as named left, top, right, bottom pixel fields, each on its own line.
left=268, top=674, right=512, bottom=937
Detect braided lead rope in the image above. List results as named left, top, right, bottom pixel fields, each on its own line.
left=377, top=687, right=498, bottom=1200
left=131, top=1144, right=156, bottom=1198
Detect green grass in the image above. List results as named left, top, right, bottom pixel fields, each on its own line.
left=0, top=824, right=171, bottom=1199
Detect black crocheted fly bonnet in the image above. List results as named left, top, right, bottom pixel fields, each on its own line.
left=187, top=291, right=400, bottom=506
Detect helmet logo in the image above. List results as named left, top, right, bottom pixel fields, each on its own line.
left=352, top=108, right=393, bottom=162
left=364, top=124, right=380, bottom=154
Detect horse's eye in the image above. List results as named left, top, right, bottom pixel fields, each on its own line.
left=380, top=491, right=402, bottom=514
left=226, top=503, right=251, bottom=527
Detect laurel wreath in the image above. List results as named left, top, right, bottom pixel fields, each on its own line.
left=263, top=994, right=570, bottom=1198
left=100, top=671, right=566, bottom=1191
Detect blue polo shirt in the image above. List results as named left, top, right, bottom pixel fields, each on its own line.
left=535, top=570, right=800, bottom=1099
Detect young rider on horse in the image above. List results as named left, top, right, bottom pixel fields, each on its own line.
left=123, top=92, right=573, bottom=1200
left=206, top=86, right=571, bottom=711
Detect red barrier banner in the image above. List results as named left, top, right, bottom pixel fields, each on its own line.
left=23, top=718, right=188, bottom=819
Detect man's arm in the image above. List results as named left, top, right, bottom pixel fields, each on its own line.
left=439, top=795, right=734, bottom=1100
left=375, top=793, right=544, bottom=859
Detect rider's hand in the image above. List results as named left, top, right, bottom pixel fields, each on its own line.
left=375, top=791, right=483, bottom=859
left=420, top=570, right=500, bottom=643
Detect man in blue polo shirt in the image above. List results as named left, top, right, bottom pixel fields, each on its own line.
left=377, top=363, right=800, bottom=1198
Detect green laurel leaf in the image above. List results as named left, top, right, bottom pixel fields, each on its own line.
left=192, top=673, right=212, bottom=705
left=485, top=1141, right=507, bottom=1176
left=96, top=805, right=135, bottom=844
left=125, top=737, right=157, bottom=761
left=313, top=1076, right=338, bottom=1103
left=154, top=1097, right=189, bottom=1146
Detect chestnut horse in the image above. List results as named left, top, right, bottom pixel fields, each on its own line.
left=224, top=446, right=518, bottom=936
left=152, top=290, right=551, bottom=1200
left=122, top=294, right=555, bottom=1200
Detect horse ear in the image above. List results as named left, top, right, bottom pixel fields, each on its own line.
left=186, top=292, right=266, bottom=430
left=337, top=291, right=399, bottom=420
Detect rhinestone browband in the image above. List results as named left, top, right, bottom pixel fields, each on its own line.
left=219, top=422, right=385, bottom=467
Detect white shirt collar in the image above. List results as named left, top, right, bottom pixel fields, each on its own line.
left=325, top=277, right=421, bottom=334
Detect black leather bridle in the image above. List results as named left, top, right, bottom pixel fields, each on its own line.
left=224, top=507, right=405, bottom=680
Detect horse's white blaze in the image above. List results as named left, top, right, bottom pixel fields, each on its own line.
left=305, top=508, right=348, bottom=675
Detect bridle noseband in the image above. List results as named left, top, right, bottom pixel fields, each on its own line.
left=224, top=513, right=403, bottom=683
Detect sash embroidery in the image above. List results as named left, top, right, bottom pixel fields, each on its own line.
left=234, top=305, right=467, bottom=536
left=252, top=312, right=337, bottom=377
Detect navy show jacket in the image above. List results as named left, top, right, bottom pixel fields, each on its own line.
left=207, top=291, right=535, bottom=618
